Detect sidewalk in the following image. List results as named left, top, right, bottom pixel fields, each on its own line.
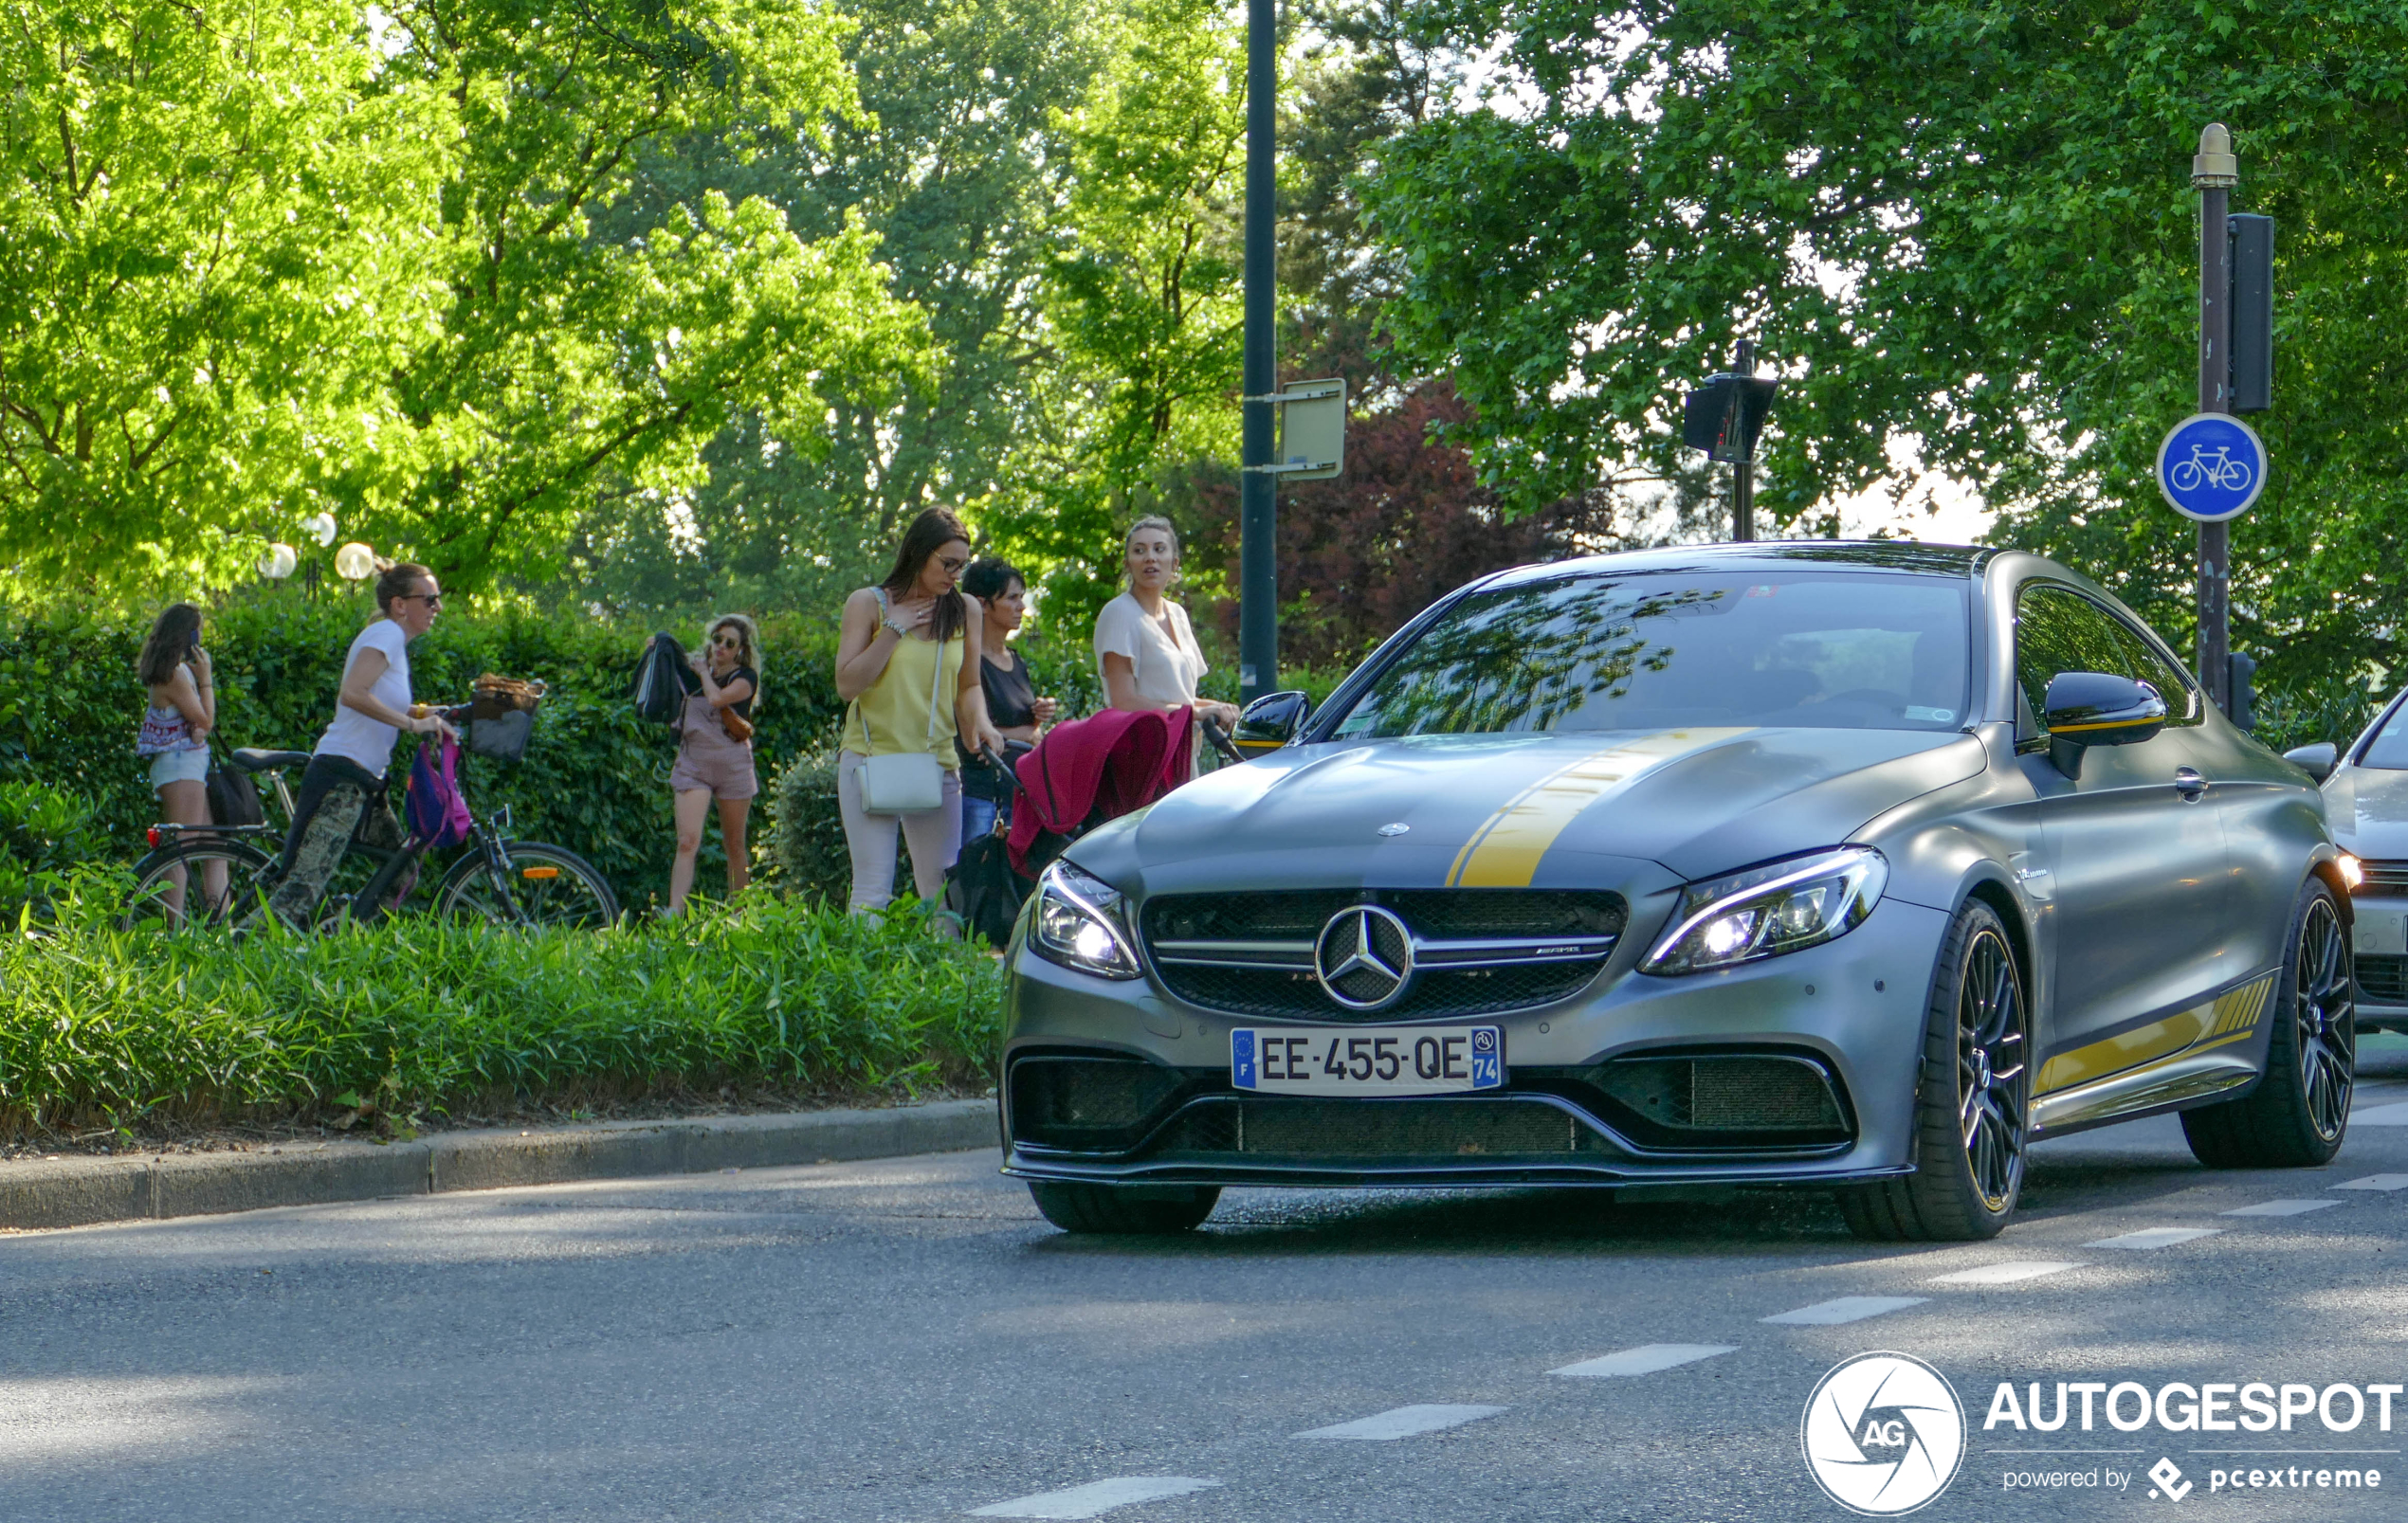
left=0, top=1098, right=997, bottom=1232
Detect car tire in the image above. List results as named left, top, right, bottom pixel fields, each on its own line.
left=1027, top=1181, right=1221, bottom=1235
left=2180, top=878, right=2355, bottom=1169
left=1843, top=898, right=2030, bottom=1242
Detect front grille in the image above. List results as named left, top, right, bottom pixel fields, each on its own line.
left=1578, top=1053, right=1852, bottom=1151
left=1009, top=1056, right=1192, bottom=1151
left=1142, top=889, right=1624, bottom=1022
left=2357, top=859, right=2408, bottom=892
left=2360, top=953, right=2408, bottom=1004
left=1147, top=1097, right=1606, bottom=1160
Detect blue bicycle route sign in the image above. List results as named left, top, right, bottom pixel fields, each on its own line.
left=2156, top=412, right=2268, bottom=522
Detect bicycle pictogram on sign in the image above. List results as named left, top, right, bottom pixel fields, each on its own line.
left=2156, top=413, right=2267, bottom=522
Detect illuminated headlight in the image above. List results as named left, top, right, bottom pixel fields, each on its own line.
left=1642, top=846, right=1888, bottom=975
left=2337, top=853, right=2365, bottom=892
left=1030, top=861, right=1142, bottom=980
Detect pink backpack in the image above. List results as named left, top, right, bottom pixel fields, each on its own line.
left=406, top=735, right=472, bottom=848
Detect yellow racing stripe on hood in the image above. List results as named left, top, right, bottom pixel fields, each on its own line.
left=1446, top=729, right=1751, bottom=887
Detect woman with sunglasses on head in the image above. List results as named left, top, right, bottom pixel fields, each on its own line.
left=269, top=561, right=455, bottom=930
left=1095, top=516, right=1237, bottom=773
left=134, top=602, right=224, bottom=917
left=658, top=614, right=759, bottom=916
left=834, top=508, right=1007, bottom=911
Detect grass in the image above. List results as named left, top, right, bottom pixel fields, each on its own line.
left=0, top=892, right=1004, bottom=1142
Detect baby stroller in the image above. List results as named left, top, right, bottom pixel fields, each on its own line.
left=944, top=707, right=1240, bottom=946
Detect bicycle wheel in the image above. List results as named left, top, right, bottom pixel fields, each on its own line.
left=2170, top=459, right=2203, bottom=492
left=122, top=842, right=277, bottom=933
left=2221, top=461, right=2252, bottom=493
left=435, top=842, right=619, bottom=929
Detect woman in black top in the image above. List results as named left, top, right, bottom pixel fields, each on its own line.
left=959, top=559, right=1056, bottom=839
left=661, top=614, right=759, bottom=914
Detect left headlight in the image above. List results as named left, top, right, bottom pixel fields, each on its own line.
left=1030, top=861, right=1143, bottom=980
left=1642, top=845, right=1888, bottom=975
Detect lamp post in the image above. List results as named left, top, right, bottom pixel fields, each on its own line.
left=2193, top=124, right=2235, bottom=715
left=1235, top=0, right=1277, bottom=705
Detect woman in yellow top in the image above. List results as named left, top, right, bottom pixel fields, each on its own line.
left=834, top=507, right=1008, bottom=910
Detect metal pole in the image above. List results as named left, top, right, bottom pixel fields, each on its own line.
left=2194, top=124, right=2235, bottom=715
left=1730, top=338, right=1756, bottom=542
left=1236, top=0, right=1277, bottom=705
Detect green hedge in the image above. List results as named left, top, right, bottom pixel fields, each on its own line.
left=0, top=895, right=1002, bottom=1135
left=0, top=589, right=1173, bottom=913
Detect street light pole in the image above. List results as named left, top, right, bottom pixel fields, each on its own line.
left=1236, top=0, right=1277, bottom=705
left=2194, top=124, right=2235, bottom=715
left=1731, top=339, right=1756, bottom=542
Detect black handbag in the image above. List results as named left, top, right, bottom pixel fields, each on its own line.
left=204, top=750, right=264, bottom=827
left=632, top=634, right=697, bottom=724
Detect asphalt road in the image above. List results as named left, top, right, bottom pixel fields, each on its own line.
left=6, top=1040, right=2407, bottom=1523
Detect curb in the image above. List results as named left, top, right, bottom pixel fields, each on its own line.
left=0, top=1098, right=999, bottom=1232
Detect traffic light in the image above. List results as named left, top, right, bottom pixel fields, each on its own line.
left=1681, top=372, right=1779, bottom=464
left=2230, top=215, right=2273, bottom=413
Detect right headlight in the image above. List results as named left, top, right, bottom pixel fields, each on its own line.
left=1029, top=861, right=1142, bottom=980
left=1642, top=845, right=1888, bottom=975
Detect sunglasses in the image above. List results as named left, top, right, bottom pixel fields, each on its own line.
left=399, top=591, right=443, bottom=608
left=711, top=634, right=741, bottom=648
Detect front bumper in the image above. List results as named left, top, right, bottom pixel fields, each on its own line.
left=998, top=897, right=1952, bottom=1188
left=2350, top=891, right=2408, bottom=1031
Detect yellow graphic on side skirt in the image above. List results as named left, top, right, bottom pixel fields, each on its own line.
left=1446, top=730, right=1749, bottom=888
left=2034, top=972, right=2275, bottom=1096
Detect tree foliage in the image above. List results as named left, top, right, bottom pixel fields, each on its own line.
left=1367, top=1, right=2408, bottom=709
left=2, top=0, right=929, bottom=600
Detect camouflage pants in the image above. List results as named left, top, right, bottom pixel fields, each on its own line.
left=268, top=765, right=413, bottom=930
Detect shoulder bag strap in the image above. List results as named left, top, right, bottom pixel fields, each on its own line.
left=924, top=610, right=950, bottom=750
left=855, top=589, right=889, bottom=754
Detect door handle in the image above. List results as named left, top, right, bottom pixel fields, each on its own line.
left=2174, top=767, right=2208, bottom=801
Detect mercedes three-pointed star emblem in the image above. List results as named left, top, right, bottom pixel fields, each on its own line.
left=1314, top=904, right=1416, bottom=1010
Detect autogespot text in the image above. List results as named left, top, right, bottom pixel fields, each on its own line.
left=1984, top=1379, right=2402, bottom=1435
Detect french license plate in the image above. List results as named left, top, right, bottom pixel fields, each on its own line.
left=1231, top=1025, right=1504, bottom=1097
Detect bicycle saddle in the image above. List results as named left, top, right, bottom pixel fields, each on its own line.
left=228, top=748, right=313, bottom=772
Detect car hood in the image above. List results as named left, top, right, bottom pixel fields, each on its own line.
left=2326, top=765, right=2408, bottom=857
left=1075, top=727, right=1986, bottom=896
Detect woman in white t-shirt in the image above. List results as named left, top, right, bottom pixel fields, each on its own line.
left=1093, top=517, right=1239, bottom=762
left=269, top=561, right=457, bottom=929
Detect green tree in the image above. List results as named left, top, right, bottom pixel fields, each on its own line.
left=979, top=0, right=1250, bottom=631
left=1366, top=1, right=2408, bottom=713
left=1, top=1, right=453, bottom=596
left=568, top=0, right=1110, bottom=617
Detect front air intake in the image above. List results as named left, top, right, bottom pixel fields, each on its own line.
left=1585, top=1052, right=1852, bottom=1151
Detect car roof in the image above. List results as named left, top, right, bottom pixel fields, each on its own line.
left=1474, top=540, right=1996, bottom=589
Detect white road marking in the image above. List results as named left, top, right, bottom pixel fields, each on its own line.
left=1926, top=1260, right=2085, bottom=1285
left=2218, top=1199, right=2343, bottom=1218
left=1296, top=1405, right=1507, bottom=1441
left=1761, top=1296, right=1928, bottom=1326
left=970, top=1478, right=1222, bottom=1519
left=2351, top=1100, right=2408, bottom=1125
left=2332, top=1174, right=2408, bottom=1191
left=1550, top=1344, right=1738, bottom=1379
left=2082, top=1228, right=2223, bottom=1250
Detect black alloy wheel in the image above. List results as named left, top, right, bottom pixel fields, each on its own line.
left=1844, top=898, right=2028, bottom=1242
left=1958, top=924, right=2031, bottom=1212
left=2183, top=879, right=2355, bottom=1169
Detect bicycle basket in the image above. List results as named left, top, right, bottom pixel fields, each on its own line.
left=465, top=707, right=534, bottom=762
left=471, top=673, right=545, bottom=720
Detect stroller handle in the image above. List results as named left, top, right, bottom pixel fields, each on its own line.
left=1200, top=716, right=1246, bottom=765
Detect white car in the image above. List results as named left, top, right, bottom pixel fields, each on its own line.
left=2289, top=697, right=2408, bottom=1031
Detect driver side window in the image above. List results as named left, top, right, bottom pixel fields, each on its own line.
left=2013, top=586, right=2147, bottom=740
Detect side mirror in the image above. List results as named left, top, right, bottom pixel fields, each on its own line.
left=1234, top=690, right=1312, bottom=753
left=2043, top=672, right=2167, bottom=778
left=2282, top=742, right=2339, bottom=783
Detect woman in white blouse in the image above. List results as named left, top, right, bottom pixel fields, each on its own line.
left=1093, top=517, right=1240, bottom=734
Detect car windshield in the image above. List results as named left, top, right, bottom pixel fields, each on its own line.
left=1327, top=571, right=1972, bottom=739
left=2362, top=699, right=2408, bottom=770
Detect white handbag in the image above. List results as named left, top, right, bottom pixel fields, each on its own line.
left=855, top=590, right=949, bottom=814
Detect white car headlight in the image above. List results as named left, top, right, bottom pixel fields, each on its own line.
left=1031, top=861, right=1142, bottom=980
left=1642, top=846, right=1888, bottom=975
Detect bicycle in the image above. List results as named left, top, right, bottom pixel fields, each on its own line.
left=2168, top=443, right=2253, bottom=495
left=122, top=705, right=618, bottom=934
